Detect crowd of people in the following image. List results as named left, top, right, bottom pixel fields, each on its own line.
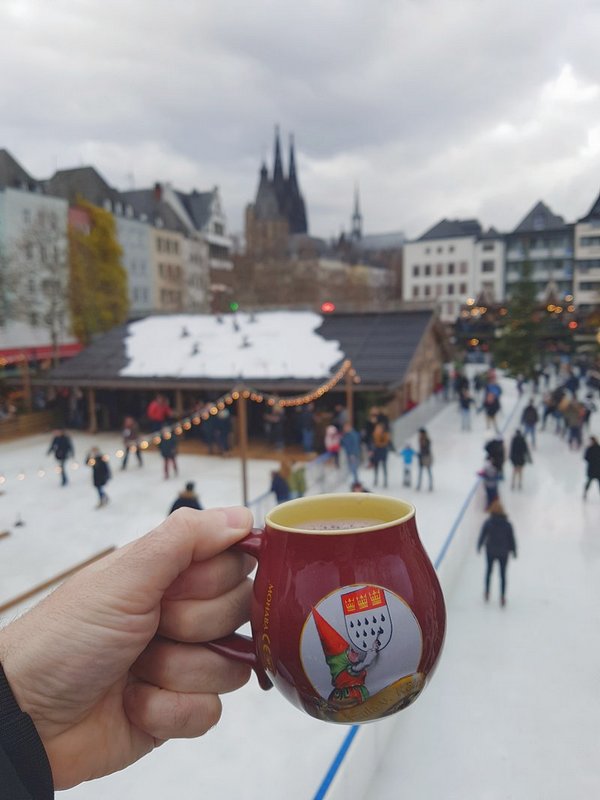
left=443, top=357, right=600, bottom=608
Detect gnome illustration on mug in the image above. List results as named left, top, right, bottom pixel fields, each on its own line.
left=300, top=583, right=425, bottom=722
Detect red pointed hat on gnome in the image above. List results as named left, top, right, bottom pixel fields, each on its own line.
left=312, top=606, right=348, bottom=657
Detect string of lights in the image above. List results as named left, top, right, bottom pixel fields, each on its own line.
left=0, top=360, right=360, bottom=485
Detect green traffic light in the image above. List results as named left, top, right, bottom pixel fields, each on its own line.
left=230, top=301, right=239, bottom=312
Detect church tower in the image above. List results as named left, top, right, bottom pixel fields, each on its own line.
left=285, top=134, right=308, bottom=234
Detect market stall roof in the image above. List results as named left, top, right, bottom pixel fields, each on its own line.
left=42, top=309, right=437, bottom=392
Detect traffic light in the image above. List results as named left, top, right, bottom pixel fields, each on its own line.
left=229, top=301, right=239, bottom=312
left=321, top=301, right=336, bottom=313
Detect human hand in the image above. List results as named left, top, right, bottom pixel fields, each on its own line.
left=0, top=506, right=255, bottom=789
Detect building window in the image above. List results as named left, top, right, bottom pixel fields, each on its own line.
left=580, top=236, right=600, bottom=247
left=436, top=285, right=443, bottom=297
left=424, top=264, right=431, bottom=276
left=424, top=285, right=431, bottom=297
left=437, top=246, right=442, bottom=253
left=460, top=262, right=468, bottom=274
left=448, top=262, right=455, bottom=274
left=447, top=284, right=455, bottom=295
left=413, top=286, right=420, bottom=298
left=436, top=264, right=443, bottom=276
left=459, top=283, right=467, bottom=294
left=446, top=301, right=454, bottom=316
left=482, top=260, right=495, bottom=272
left=482, top=242, right=495, bottom=251
left=425, top=247, right=430, bottom=254
left=413, top=265, right=420, bottom=277
left=214, top=222, right=224, bottom=235
left=449, top=245, right=455, bottom=253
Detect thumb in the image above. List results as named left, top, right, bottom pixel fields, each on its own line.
left=83, top=506, right=253, bottom=613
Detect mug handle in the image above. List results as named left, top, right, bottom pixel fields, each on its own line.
left=203, top=528, right=273, bottom=691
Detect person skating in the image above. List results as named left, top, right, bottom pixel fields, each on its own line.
left=521, top=401, right=539, bottom=449
left=459, top=389, right=474, bottom=431
left=86, top=447, right=111, bottom=508
left=583, top=436, right=600, bottom=499
left=146, top=394, right=173, bottom=432
left=509, top=429, right=531, bottom=490
left=416, top=428, right=433, bottom=491
left=324, top=423, right=341, bottom=467
left=481, top=391, right=501, bottom=434
left=340, top=422, right=362, bottom=484
left=477, top=498, right=517, bottom=607
left=46, top=429, right=74, bottom=486
left=121, top=415, right=143, bottom=469
left=399, top=443, right=416, bottom=487
left=478, top=457, right=502, bottom=509
left=169, top=481, right=203, bottom=514
left=159, top=431, right=178, bottom=479
left=270, top=469, right=290, bottom=503
left=372, top=422, right=391, bottom=489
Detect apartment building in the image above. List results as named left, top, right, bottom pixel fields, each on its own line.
left=505, top=201, right=574, bottom=301
left=403, top=219, right=503, bottom=322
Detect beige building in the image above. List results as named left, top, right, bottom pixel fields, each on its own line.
left=574, top=192, right=600, bottom=311
left=152, top=226, right=186, bottom=312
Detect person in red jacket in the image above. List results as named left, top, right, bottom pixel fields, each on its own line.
left=146, top=394, right=173, bottom=431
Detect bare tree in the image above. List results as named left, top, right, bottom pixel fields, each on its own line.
left=11, top=210, right=69, bottom=363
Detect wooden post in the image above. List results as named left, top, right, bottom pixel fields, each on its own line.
left=20, top=354, right=32, bottom=412
left=175, top=389, right=184, bottom=417
left=88, top=388, right=97, bottom=433
left=238, top=392, right=249, bottom=506
left=345, top=365, right=354, bottom=427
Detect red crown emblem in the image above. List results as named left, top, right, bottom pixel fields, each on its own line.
left=341, top=586, right=386, bottom=615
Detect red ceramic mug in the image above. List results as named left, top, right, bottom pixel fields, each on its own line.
left=207, top=493, right=446, bottom=724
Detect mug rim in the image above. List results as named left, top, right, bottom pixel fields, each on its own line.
left=265, top=492, right=415, bottom=535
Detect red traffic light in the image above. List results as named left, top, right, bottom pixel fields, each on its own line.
left=568, top=321, right=578, bottom=330
left=321, top=301, right=336, bottom=313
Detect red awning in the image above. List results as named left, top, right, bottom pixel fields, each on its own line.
left=0, top=343, right=82, bottom=366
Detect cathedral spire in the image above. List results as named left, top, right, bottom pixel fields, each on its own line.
left=288, top=133, right=298, bottom=189
left=273, top=125, right=284, bottom=184
left=351, top=184, right=363, bottom=240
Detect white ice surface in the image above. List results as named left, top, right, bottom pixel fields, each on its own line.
left=0, top=373, right=598, bottom=800
left=120, top=311, right=344, bottom=380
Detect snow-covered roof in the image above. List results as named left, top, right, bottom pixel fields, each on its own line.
left=120, top=311, right=343, bottom=380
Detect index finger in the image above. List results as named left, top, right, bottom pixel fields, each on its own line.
left=95, top=506, right=253, bottom=611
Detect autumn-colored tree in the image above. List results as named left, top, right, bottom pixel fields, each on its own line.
left=69, top=200, right=128, bottom=345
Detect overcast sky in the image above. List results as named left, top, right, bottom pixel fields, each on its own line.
left=2, top=0, right=600, bottom=240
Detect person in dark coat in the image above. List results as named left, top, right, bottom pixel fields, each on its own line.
left=583, top=436, right=600, bottom=499
left=509, top=428, right=531, bottom=490
left=481, top=391, right=501, bottom=433
left=270, top=470, right=290, bottom=503
left=46, top=428, right=74, bottom=486
left=477, top=498, right=517, bottom=606
left=86, top=447, right=111, bottom=508
left=485, top=437, right=505, bottom=476
left=169, top=481, right=203, bottom=514
left=159, top=430, right=178, bottom=479
left=520, top=401, right=539, bottom=448
left=416, top=428, right=433, bottom=491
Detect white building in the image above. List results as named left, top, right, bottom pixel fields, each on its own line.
left=403, top=219, right=505, bottom=322
left=0, top=150, right=73, bottom=353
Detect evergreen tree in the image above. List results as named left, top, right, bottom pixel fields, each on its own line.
left=494, top=258, right=538, bottom=378
left=69, top=201, right=128, bottom=345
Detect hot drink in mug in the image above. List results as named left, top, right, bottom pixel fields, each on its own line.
left=207, top=493, right=446, bottom=724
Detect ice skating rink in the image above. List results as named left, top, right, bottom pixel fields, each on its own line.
left=0, top=373, right=598, bottom=800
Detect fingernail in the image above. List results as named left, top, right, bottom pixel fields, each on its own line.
left=223, top=506, right=252, bottom=531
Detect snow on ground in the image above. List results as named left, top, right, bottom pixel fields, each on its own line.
left=120, top=311, right=344, bottom=379
left=1, top=372, right=598, bottom=799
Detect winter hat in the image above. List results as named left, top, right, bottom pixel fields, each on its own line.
left=185, top=481, right=195, bottom=492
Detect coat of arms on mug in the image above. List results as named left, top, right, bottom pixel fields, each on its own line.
left=299, top=584, right=426, bottom=723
